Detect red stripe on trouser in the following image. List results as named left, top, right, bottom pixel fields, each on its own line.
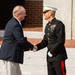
left=61, top=61, right=66, bottom=75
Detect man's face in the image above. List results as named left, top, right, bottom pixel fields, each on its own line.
left=19, top=9, right=26, bottom=21
left=43, top=10, right=52, bottom=20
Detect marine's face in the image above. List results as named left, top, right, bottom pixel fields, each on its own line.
left=43, top=10, right=52, bottom=20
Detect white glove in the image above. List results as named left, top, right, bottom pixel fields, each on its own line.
left=48, top=51, right=52, bottom=57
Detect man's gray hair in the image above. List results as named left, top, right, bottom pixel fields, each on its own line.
left=12, top=6, right=24, bottom=17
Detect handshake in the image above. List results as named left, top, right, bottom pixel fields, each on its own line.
left=33, top=45, right=52, bottom=57
left=33, top=45, right=38, bottom=52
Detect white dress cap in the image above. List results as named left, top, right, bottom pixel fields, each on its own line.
left=43, top=6, right=57, bottom=13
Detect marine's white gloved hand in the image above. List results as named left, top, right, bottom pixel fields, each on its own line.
left=48, top=51, right=52, bottom=57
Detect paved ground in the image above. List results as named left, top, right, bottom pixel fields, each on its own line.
left=0, top=48, right=75, bottom=75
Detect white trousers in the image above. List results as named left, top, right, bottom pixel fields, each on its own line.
left=4, top=61, right=22, bottom=75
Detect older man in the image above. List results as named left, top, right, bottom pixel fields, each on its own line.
left=35, top=6, right=68, bottom=75
left=0, top=6, right=34, bottom=75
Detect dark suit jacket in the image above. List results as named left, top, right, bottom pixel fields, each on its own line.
left=0, top=17, right=33, bottom=64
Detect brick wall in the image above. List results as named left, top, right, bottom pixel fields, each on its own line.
left=24, top=0, right=43, bottom=27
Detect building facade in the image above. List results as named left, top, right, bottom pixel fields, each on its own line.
left=0, top=0, right=75, bottom=40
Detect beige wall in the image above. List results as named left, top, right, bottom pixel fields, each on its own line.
left=43, top=0, right=74, bottom=40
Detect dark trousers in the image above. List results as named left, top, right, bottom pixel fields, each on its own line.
left=47, top=60, right=66, bottom=75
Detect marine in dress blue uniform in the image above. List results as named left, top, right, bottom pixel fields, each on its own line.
left=36, top=6, right=68, bottom=75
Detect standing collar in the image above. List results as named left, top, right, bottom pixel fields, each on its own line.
left=47, top=18, right=56, bottom=25
left=49, top=18, right=56, bottom=23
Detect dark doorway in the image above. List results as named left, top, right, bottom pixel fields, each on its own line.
left=0, top=0, right=24, bottom=29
